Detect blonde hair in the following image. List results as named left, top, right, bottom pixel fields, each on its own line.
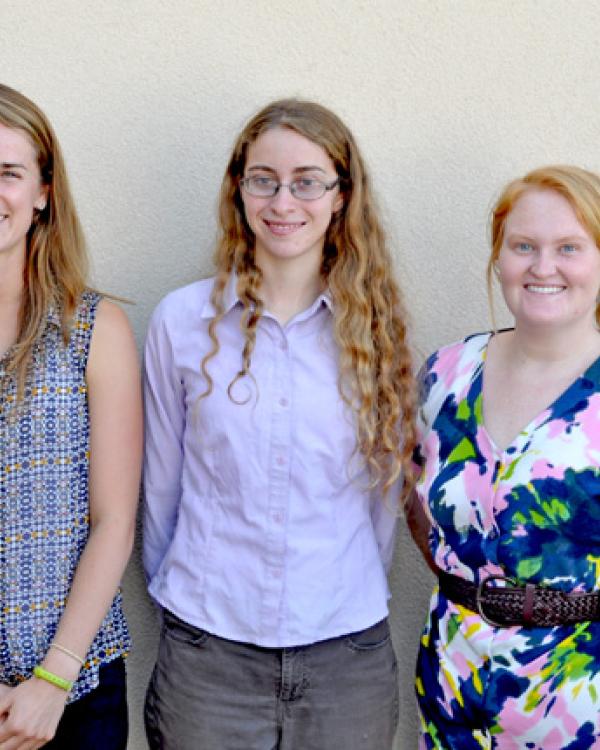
left=201, top=98, right=417, bottom=499
left=488, top=165, right=600, bottom=326
left=0, top=83, right=88, bottom=394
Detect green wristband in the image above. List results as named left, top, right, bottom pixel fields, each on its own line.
left=33, top=666, right=73, bottom=692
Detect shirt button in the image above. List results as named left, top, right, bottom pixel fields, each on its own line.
left=276, top=456, right=285, bottom=466
left=271, top=568, right=282, bottom=579
left=272, top=511, right=284, bottom=524
left=279, top=397, right=289, bottom=408
left=279, top=340, right=288, bottom=351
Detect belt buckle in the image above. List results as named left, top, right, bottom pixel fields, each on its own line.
left=475, top=573, right=518, bottom=627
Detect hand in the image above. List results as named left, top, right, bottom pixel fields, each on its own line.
left=0, top=677, right=68, bottom=750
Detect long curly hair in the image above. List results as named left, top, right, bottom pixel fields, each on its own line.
left=488, top=164, right=600, bottom=326
left=201, top=98, right=417, bottom=500
left=0, top=83, right=88, bottom=395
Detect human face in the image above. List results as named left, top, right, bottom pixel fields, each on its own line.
left=497, top=188, right=600, bottom=333
left=0, top=123, right=47, bottom=261
left=240, top=127, right=343, bottom=272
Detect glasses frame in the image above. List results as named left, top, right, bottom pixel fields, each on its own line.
left=240, top=176, right=340, bottom=201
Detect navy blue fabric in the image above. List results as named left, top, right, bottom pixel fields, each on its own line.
left=45, top=658, right=128, bottom=750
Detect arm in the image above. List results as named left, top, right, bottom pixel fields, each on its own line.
left=404, top=488, right=438, bottom=575
left=142, top=302, right=185, bottom=583
left=370, top=484, right=399, bottom=575
left=0, top=300, right=143, bottom=748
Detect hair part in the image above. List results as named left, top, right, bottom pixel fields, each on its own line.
left=201, top=98, right=417, bottom=502
left=0, top=83, right=88, bottom=396
left=488, top=164, right=600, bottom=327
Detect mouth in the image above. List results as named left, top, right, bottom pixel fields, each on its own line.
left=0, top=215, right=7, bottom=222
left=525, top=284, right=566, bottom=295
left=263, top=219, right=306, bottom=236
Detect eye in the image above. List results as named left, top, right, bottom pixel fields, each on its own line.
left=0, top=169, right=20, bottom=179
left=296, top=177, right=319, bottom=187
left=560, top=244, right=576, bottom=254
left=516, top=242, right=533, bottom=253
left=251, top=176, right=277, bottom=187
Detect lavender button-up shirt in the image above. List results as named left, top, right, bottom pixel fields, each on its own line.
left=143, top=277, right=397, bottom=647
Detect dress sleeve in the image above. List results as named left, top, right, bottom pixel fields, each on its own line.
left=142, top=301, right=186, bottom=583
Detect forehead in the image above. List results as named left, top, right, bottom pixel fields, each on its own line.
left=245, top=126, right=334, bottom=172
left=0, top=122, right=38, bottom=164
left=505, top=188, right=588, bottom=236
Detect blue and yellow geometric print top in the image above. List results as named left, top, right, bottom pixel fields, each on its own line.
left=415, top=332, right=600, bottom=750
left=0, top=291, right=130, bottom=702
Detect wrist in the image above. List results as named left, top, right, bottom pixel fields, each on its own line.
left=32, top=666, right=73, bottom=694
left=40, top=651, right=81, bottom=683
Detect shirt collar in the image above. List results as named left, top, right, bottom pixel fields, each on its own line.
left=199, top=273, right=240, bottom=319
left=199, top=273, right=333, bottom=320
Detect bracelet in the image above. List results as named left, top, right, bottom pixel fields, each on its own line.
left=49, top=642, right=85, bottom=667
left=33, top=666, right=73, bottom=692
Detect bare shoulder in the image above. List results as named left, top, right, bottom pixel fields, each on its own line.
left=87, top=300, right=139, bottom=382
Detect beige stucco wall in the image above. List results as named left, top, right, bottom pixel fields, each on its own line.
left=3, top=1, right=600, bottom=747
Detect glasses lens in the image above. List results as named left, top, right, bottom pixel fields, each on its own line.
left=291, top=178, right=325, bottom=200
left=244, top=177, right=278, bottom=197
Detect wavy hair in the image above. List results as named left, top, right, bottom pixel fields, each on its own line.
left=201, top=98, right=417, bottom=500
left=488, top=164, right=600, bottom=326
left=0, top=83, right=88, bottom=395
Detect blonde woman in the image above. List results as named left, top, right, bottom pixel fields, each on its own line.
left=143, top=99, right=416, bottom=750
left=0, top=83, right=142, bottom=749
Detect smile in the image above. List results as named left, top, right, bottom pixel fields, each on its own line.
left=263, top=220, right=305, bottom=236
left=525, top=285, right=566, bottom=294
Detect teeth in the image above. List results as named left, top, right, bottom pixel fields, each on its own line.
left=526, top=285, right=564, bottom=294
left=265, top=220, right=304, bottom=235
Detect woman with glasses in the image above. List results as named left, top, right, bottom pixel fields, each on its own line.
left=409, top=165, right=600, bottom=749
left=143, top=98, right=416, bottom=750
left=0, top=83, right=142, bottom=749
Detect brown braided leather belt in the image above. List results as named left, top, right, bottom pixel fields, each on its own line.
left=438, top=570, right=600, bottom=627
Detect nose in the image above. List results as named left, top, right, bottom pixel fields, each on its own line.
left=268, top=184, right=297, bottom=212
left=530, top=248, right=557, bottom=277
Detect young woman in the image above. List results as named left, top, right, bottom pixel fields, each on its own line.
left=410, top=165, right=600, bottom=749
left=143, top=98, right=416, bottom=750
left=0, top=83, right=142, bottom=749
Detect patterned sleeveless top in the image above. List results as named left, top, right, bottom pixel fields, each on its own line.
left=0, top=291, right=130, bottom=701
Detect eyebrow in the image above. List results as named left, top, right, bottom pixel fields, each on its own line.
left=0, top=162, right=27, bottom=170
left=506, top=232, right=589, bottom=243
left=246, top=164, right=327, bottom=174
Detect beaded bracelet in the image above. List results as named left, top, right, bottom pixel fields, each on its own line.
left=49, top=642, right=85, bottom=667
left=33, top=666, right=73, bottom=692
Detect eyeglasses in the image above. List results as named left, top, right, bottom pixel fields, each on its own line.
left=240, top=175, right=340, bottom=201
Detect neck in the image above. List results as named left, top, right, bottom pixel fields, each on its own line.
left=256, top=254, right=324, bottom=325
left=0, top=247, right=25, bottom=306
left=508, top=320, right=600, bottom=366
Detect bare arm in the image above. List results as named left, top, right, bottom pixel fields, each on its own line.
left=0, top=300, right=143, bottom=749
left=404, top=489, right=438, bottom=576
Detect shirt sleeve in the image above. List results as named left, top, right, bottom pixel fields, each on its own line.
left=369, top=482, right=399, bottom=574
left=142, top=301, right=186, bottom=584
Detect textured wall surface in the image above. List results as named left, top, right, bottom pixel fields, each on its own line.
left=3, top=2, right=600, bottom=747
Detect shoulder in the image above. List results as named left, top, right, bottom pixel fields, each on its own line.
left=418, top=332, right=490, bottom=410
left=93, top=298, right=134, bottom=336
left=149, top=279, right=215, bottom=331
left=420, top=333, right=490, bottom=383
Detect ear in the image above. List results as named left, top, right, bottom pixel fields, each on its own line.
left=35, top=185, right=48, bottom=212
left=332, top=192, right=344, bottom=213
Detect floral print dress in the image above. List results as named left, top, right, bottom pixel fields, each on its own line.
left=415, top=333, right=600, bottom=750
